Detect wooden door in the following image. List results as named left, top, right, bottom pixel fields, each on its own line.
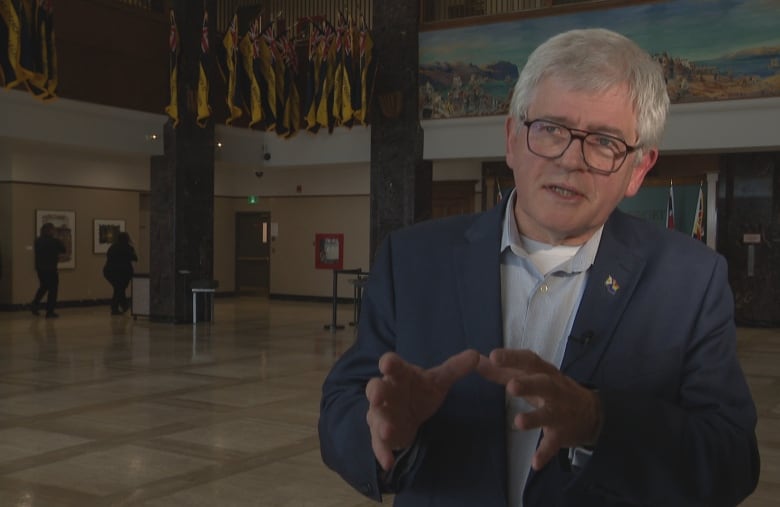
left=235, top=212, right=271, bottom=295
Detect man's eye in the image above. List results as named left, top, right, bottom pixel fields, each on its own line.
left=592, top=136, right=621, bottom=150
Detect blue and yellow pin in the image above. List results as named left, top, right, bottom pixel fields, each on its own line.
left=604, top=275, right=620, bottom=295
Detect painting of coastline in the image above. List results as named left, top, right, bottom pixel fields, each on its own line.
left=419, top=0, right=780, bottom=119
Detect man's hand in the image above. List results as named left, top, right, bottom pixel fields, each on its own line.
left=365, top=349, right=480, bottom=471
left=477, top=349, right=602, bottom=470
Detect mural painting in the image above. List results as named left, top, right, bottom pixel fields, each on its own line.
left=419, top=0, right=780, bottom=119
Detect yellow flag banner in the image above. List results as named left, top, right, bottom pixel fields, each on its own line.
left=303, top=19, right=324, bottom=132
left=239, top=18, right=263, bottom=128
left=315, top=21, right=336, bottom=132
left=0, top=0, right=22, bottom=88
left=213, top=11, right=373, bottom=137
left=278, top=25, right=300, bottom=138
left=355, top=15, right=373, bottom=125
left=222, top=12, right=242, bottom=125
left=27, top=0, right=51, bottom=99
left=195, top=9, right=211, bottom=128
left=43, top=0, right=57, bottom=97
left=164, top=9, right=179, bottom=127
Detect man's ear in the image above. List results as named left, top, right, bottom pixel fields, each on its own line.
left=625, top=148, right=659, bottom=197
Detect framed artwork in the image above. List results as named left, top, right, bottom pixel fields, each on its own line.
left=35, top=210, right=76, bottom=269
left=315, top=233, right=344, bottom=270
left=93, top=219, right=125, bottom=254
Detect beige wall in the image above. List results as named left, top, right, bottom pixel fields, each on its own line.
left=0, top=183, right=11, bottom=303
left=215, top=194, right=370, bottom=299
left=7, top=183, right=140, bottom=305
left=2, top=183, right=369, bottom=306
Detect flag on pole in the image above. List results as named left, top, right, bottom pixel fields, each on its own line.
left=666, top=180, right=675, bottom=230
left=0, top=0, right=22, bottom=88
left=239, top=17, right=263, bottom=127
left=221, top=11, right=242, bottom=125
left=164, top=8, right=179, bottom=127
left=691, top=184, right=705, bottom=241
left=195, top=9, right=211, bottom=128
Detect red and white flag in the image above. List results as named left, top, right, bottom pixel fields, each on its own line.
left=666, top=181, right=675, bottom=230
left=691, top=185, right=705, bottom=240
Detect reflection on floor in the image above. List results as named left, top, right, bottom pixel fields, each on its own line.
left=0, top=298, right=777, bottom=506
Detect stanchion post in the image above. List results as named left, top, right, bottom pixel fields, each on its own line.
left=324, top=269, right=345, bottom=331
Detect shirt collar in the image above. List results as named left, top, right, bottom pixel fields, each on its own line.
left=500, top=188, right=603, bottom=273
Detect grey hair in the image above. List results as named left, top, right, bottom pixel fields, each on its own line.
left=509, top=28, right=670, bottom=155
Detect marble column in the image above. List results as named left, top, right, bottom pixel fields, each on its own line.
left=150, top=0, right=215, bottom=323
left=369, top=0, right=432, bottom=261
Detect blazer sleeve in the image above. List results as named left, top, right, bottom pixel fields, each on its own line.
left=318, top=234, right=400, bottom=502
left=577, top=254, right=760, bottom=506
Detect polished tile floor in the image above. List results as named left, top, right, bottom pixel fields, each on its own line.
left=0, top=298, right=777, bottom=506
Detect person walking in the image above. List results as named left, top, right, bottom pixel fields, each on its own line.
left=103, top=232, right=138, bottom=315
left=31, top=222, right=66, bottom=318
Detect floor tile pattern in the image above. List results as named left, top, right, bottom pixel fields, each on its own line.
left=0, top=299, right=776, bottom=506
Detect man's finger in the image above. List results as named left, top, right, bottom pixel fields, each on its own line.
left=507, top=374, right=554, bottom=400
left=476, top=354, right=517, bottom=385
left=490, top=348, right=558, bottom=376
left=365, top=377, right=389, bottom=405
left=532, top=433, right=561, bottom=471
left=370, top=428, right=395, bottom=471
left=430, top=349, right=480, bottom=386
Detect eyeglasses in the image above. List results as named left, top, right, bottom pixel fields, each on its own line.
left=523, top=119, right=639, bottom=175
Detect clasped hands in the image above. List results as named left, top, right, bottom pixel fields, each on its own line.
left=365, top=349, right=602, bottom=472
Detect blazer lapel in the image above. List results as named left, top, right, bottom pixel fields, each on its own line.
left=561, top=214, right=648, bottom=382
left=453, top=204, right=505, bottom=356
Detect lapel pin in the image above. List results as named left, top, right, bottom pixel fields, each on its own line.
left=604, top=275, right=620, bottom=295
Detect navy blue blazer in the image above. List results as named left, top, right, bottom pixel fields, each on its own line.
left=319, top=199, right=759, bottom=506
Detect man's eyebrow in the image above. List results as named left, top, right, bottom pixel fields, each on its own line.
left=538, top=115, right=630, bottom=139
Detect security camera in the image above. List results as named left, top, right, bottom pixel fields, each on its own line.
left=263, top=152, right=271, bottom=161
left=254, top=171, right=264, bottom=178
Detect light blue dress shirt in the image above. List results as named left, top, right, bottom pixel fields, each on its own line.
left=500, top=190, right=602, bottom=506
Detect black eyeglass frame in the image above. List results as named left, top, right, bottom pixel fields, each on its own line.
left=522, top=119, right=640, bottom=175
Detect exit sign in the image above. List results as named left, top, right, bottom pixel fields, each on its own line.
left=247, top=195, right=258, bottom=204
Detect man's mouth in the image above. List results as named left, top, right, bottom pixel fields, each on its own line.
left=546, top=185, right=582, bottom=198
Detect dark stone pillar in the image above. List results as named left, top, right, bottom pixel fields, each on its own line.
left=150, top=0, right=215, bottom=323
left=718, top=151, right=780, bottom=327
left=369, top=0, right=431, bottom=262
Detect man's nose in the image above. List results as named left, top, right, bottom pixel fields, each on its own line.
left=558, top=135, right=587, bottom=170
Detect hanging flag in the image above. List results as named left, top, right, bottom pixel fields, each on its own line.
left=331, top=12, right=345, bottom=126
left=239, top=17, right=263, bottom=127
left=258, top=19, right=277, bottom=131
left=221, top=11, right=242, bottom=125
left=303, top=19, right=321, bottom=132
left=354, top=14, right=373, bottom=125
left=339, top=12, right=354, bottom=126
left=26, top=0, right=50, bottom=98
left=316, top=20, right=336, bottom=132
left=164, top=8, right=179, bottom=127
left=277, top=21, right=300, bottom=138
left=691, top=184, right=705, bottom=241
left=0, top=0, right=22, bottom=88
left=666, top=180, right=675, bottom=230
left=41, top=0, right=56, bottom=97
left=15, top=0, right=35, bottom=85
left=195, top=9, right=211, bottom=128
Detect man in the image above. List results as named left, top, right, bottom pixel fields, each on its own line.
left=318, top=28, right=759, bottom=506
left=31, top=222, right=66, bottom=318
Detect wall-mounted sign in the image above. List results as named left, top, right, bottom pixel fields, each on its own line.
left=315, top=233, right=344, bottom=270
